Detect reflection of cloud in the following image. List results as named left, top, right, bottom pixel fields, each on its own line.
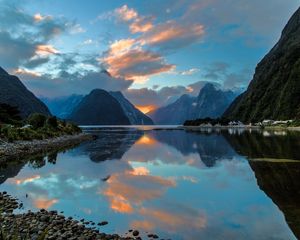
left=33, top=197, right=58, bottom=209
left=130, top=166, right=150, bottom=176
left=103, top=170, right=176, bottom=213
left=132, top=207, right=206, bottom=235
left=10, top=175, right=41, bottom=185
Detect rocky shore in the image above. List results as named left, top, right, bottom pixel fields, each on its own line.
left=0, top=192, right=139, bottom=240
left=0, top=133, right=93, bottom=163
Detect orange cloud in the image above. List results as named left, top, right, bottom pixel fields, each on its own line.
left=130, top=18, right=153, bottom=33
left=135, top=104, right=157, bottom=114
left=142, top=22, right=204, bottom=46
left=109, top=39, right=136, bottom=56
left=14, top=68, right=42, bottom=77
left=33, top=198, right=58, bottom=209
left=115, top=5, right=138, bottom=21
left=103, top=48, right=175, bottom=82
left=129, top=166, right=150, bottom=176
left=36, top=44, right=59, bottom=56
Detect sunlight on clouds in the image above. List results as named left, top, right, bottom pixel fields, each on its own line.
left=115, top=5, right=138, bottom=21
left=14, top=68, right=42, bottom=77
left=130, top=166, right=150, bottom=176
left=130, top=17, right=154, bottom=33
left=109, top=39, right=137, bottom=56
left=36, top=44, right=59, bottom=56
left=33, top=13, right=52, bottom=22
left=141, top=22, right=204, bottom=46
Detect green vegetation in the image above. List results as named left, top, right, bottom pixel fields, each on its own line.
left=0, top=104, right=81, bottom=142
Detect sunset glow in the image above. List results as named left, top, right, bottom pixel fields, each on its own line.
left=135, top=105, right=156, bottom=114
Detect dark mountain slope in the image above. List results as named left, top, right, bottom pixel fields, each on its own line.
left=149, top=83, right=236, bottom=125
left=223, top=7, right=300, bottom=122
left=109, top=91, right=153, bottom=125
left=0, top=67, right=50, bottom=118
left=41, top=95, right=84, bottom=119
left=69, top=89, right=130, bottom=125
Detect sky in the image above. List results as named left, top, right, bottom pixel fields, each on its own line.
left=0, top=0, right=299, bottom=112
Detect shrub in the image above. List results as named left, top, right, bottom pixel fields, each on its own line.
left=27, top=113, right=47, bottom=129
left=46, top=116, right=58, bottom=129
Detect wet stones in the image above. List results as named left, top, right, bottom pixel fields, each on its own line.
left=0, top=192, right=135, bottom=240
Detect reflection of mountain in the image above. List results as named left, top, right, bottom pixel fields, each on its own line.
left=80, top=130, right=143, bottom=162
left=0, top=162, right=25, bottom=184
left=249, top=161, right=300, bottom=239
left=152, top=130, right=237, bottom=167
left=224, top=130, right=300, bottom=160
left=225, top=130, right=300, bottom=239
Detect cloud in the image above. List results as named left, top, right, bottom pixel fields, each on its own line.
left=202, top=62, right=251, bottom=89
left=18, top=68, right=133, bottom=97
left=181, top=0, right=299, bottom=45
left=179, top=68, right=200, bottom=75
left=99, top=4, right=205, bottom=84
left=0, top=2, right=69, bottom=70
left=36, top=44, right=59, bottom=56
left=115, top=5, right=138, bottom=22
left=124, top=80, right=217, bottom=109
left=129, top=16, right=154, bottom=33
left=140, top=21, right=204, bottom=51
left=102, top=47, right=175, bottom=83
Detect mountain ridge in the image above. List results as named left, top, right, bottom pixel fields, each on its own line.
left=223, top=7, right=300, bottom=122
left=149, top=83, right=237, bottom=125
left=0, top=66, right=50, bottom=118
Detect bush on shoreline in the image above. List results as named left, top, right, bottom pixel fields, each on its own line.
left=0, top=112, right=81, bottom=142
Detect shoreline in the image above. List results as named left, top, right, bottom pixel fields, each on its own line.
left=0, top=133, right=93, bottom=163
left=0, top=192, right=137, bottom=240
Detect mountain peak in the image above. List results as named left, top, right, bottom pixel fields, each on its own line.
left=281, top=7, right=300, bottom=38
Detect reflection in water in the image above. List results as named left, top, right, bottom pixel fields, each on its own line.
left=0, top=128, right=299, bottom=239
left=78, top=130, right=143, bottom=162
left=248, top=161, right=300, bottom=239
left=224, top=130, right=300, bottom=160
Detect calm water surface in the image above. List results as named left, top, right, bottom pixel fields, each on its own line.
left=1, top=127, right=300, bottom=240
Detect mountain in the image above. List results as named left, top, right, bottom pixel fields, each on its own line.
left=0, top=66, right=50, bottom=118
left=109, top=91, right=153, bottom=125
left=148, top=83, right=236, bottom=125
left=223, top=7, right=300, bottom=122
left=41, top=95, right=84, bottom=119
left=69, top=89, right=130, bottom=125
left=148, top=94, right=196, bottom=125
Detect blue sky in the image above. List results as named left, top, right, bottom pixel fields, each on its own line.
left=0, top=0, right=299, bottom=110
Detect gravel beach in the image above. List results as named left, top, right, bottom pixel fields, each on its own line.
left=0, top=133, right=93, bottom=163
left=0, top=192, right=139, bottom=240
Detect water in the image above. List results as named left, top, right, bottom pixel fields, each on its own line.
left=1, top=127, right=300, bottom=240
